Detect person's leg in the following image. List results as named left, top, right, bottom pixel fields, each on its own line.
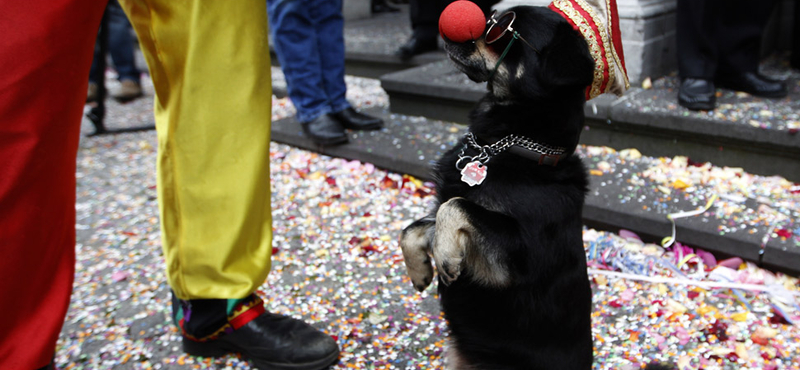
left=88, top=2, right=112, bottom=103
left=119, top=0, right=273, bottom=306
left=89, top=21, right=105, bottom=86
left=268, top=0, right=348, bottom=145
left=0, top=0, right=105, bottom=368
left=715, top=0, right=776, bottom=76
left=310, top=0, right=382, bottom=131
left=676, top=0, right=717, bottom=80
left=676, top=0, right=717, bottom=110
left=397, top=0, right=441, bottom=59
left=106, top=0, right=143, bottom=101
left=118, top=0, right=338, bottom=367
left=268, top=0, right=329, bottom=123
left=311, top=0, right=349, bottom=113
left=714, top=0, right=787, bottom=98
left=107, top=0, right=140, bottom=84
left=793, top=0, right=800, bottom=69
left=88, top=38, right=104, bottom=102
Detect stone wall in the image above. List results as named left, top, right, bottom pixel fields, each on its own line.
left=344, top=0, right=371, bottom=21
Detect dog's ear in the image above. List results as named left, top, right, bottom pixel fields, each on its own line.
left=538, top=21, right=595, bottom=90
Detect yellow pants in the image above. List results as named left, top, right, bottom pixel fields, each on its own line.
left=119, top=0, right=273, bottom=300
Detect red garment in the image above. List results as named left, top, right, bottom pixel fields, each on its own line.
left=0, top=1, right=105, bottom=368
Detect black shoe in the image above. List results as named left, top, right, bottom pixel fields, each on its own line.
left=329, top=107, right=383, bottom=130
left=301, top=114, right=348, bottom=146
left=372, top=0, right=400, bottom=13
left=716, top=72, right=788, bottom=98
left=396, top=34, right=438, bottom=61
left=678, top=78, right=716, bottom=111
left=183, top=311, right=340, bottom=370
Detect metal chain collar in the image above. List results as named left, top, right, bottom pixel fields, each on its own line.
left=456, top=132, right=567, bottom=170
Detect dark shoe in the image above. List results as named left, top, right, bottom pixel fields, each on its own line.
left=301, top=114, right=348, bottom=146
left=716, top=72, right=788, bottom=98
left=372, top=0, right=400, bottom=13
left=112, top=80, right=143, bottom=102
left=329, top=107, right=383, bottom=130
left=396, top=34, right=438, bottom=61
left=678, top=78, right=716, bottom=111
left=183, top=311, right=340, bottom=370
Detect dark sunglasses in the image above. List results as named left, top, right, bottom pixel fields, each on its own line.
left=484, top=10, right=540, bottom=80
left=485, top=10, right=539, bottom=52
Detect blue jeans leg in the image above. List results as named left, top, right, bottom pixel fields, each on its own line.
left=106, top=0, right=140, bottom=83
left=310, top=0, right=349, bottom=114
left=268, top=0, right=350, bottom=122
left=89, top=0, right=140, bottom=84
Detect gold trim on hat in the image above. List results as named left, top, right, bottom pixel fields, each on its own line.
left=551, top=0, right=605, bottom=99
left=575, top=0, right=616, bottom=95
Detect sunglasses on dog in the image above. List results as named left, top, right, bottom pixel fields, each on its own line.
left=484, top=10, right=539, bottom=80
left=485, top=10, right=539, bottom=53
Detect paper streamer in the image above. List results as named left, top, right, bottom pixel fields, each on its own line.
left=661, top=193, right=718, bottom=249
left=588, top=268, right=799, bottom=325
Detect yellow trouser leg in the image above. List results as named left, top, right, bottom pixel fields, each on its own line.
left=118, top=0, right=273, bottom=300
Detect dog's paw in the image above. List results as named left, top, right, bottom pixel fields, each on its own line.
left=433, top=198, right=471, bottom=285
left=400, top=220, right=435, bottom=292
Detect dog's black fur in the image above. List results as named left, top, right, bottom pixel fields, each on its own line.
left=400, top=6, right=597, bottom=369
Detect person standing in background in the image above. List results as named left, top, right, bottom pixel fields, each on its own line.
left=676, top=0, right=788, bottom=111
left=87, top=0, right=143, bottom=103
left=268, top=0, right=385, bottom=146
left=396, top=0, right=500, bottom=60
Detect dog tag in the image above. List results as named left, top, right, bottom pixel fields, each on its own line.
left=460, top=161, right=487, bottom=186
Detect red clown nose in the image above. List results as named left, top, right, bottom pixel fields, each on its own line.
left=438, top=1, right=486, bottom=43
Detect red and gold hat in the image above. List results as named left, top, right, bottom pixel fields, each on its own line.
left=549, top=0, right=630, bottom=100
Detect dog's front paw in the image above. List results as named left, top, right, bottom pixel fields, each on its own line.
left=433, top=198, right=471, bottom=285
left=400, top=220, right=435, bottom=292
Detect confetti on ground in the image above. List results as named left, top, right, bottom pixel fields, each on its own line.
left=58, top=72, right=800, bottom=370
left=618, top=55, right=800, bottom=133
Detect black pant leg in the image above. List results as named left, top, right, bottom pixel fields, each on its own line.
left=715, top=0, right=778, bottom=76
left=676, top=0, right=718, bottom=79
left=409, top=0, right=443, bottom=37
left=793, top=0, right=800, bottom=69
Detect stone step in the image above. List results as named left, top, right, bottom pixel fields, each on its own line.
left=380, top=59, right=800, bottom=182
left=270, top=107, right=800, bottom=276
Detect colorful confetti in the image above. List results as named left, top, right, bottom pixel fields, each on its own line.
left=57, top=69, right=800, bottom=370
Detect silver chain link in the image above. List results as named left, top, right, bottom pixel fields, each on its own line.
left=456, top=132, right=566, bottom=170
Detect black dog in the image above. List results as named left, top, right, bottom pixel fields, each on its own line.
left=400, top=6, right=599, bottom=369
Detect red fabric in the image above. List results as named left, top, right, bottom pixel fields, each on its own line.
left=569, top=0, right=610, bottom=99
left=229, top=304, right=266, bottom=330
left=0, top=0, right=105, bottom=368
left=549, top=0, right=617, bottom=100
left=607, top=0, right=629, bottom=78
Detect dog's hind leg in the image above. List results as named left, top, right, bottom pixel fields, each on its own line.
left=400, top=217, right=436, bottom=292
